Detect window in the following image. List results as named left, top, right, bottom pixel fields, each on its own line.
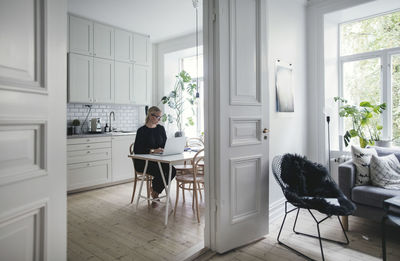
left=339, top=11, right=400, bottom=147
left=180, top=54, right=204, bottom=138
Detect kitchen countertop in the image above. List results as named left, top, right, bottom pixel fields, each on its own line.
left=67, top=131, right=136, bottom=139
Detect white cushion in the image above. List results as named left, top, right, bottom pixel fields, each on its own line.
left=370, top=154, right=400, bottom=190
left=351, top=145, right=377, bottom=186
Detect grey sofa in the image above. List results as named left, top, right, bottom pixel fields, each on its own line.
left=338, top=146, right=400, bottom=230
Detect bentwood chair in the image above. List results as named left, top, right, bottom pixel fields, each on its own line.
left=174, top=154, right=205, bottom=223
left=129, top=143, right=153, bottom=207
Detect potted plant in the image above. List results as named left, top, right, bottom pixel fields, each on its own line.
left=71, top=119, right=80, bottom=135
left=160, top=70, right=198, bottom=137
left=334, top=97, right=386, bottom=148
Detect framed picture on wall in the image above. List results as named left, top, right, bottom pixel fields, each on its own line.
left=275, top=60, right=294, bottom=112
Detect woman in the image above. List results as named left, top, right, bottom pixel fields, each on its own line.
left=133, top=106, right=176, bottom=206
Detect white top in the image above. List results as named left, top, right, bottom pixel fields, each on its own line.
left=128, top=151, right=199, bottom=164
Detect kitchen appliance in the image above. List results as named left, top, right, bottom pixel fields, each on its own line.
left=90, top=118, right=102, bottom=133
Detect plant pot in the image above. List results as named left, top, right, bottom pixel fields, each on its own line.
left=375, top=140, right=392, bottom=147
left=174, top=131, right=185, bottom=137
left=72, top=126, right=80, bottom=135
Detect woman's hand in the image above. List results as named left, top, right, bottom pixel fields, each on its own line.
left=152, top=148, right=164, bottom=154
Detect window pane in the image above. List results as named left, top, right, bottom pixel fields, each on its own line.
left=342, top=58, right=382, bottom=147
left=392, top=54, right=400, bottom=146
left=340, top=11, right=400, bottom=56
left=182, top=55, right=203, bottom=78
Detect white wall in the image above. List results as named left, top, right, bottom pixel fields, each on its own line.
left=267, top=0, right=308, bottom=215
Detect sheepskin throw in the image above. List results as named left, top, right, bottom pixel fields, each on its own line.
left=280, top=154, right=356, bottom=216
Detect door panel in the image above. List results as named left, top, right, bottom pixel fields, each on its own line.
left=115, top=61, right=133, bottom=104
left=209, top=0, right=269, bottom=253
left=0, top=0, right=67, bottom=260
left=69, top=15, right=93, bottom=56
left=68, top=53, right=93, bottom=103
left=93, top=23, right=114, bottom=59
left=93, top=57, right=114, bottom=103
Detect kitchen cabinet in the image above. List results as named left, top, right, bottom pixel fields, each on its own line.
left=67, top=137, right=112, bottom=191
left=68, top=53, right=93, bottom=103
left=114, top=61, right=133, bottom=104
left=133, top=33, right=150, bottom=65
left=133, top=64, right=151, bottom=105
left=112, top=135, right=136, bottom=182
left=115, top=29, right=133, bottom=62
left=93, top=23, right=114, bottom=60
left=69, top=15, right=93, bottom=56
left=93, top=57, right=114, bottom=103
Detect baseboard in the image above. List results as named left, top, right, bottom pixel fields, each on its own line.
left=269, top=197, right=285, bottom=223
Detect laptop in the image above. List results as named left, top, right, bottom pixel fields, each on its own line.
left=155, top=137, right=186, bottom=156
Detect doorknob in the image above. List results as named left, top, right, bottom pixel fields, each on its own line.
left=263, top=128, right=269, bottom=134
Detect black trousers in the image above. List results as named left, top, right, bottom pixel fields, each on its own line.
left=134, top=159, right=176, bottom=194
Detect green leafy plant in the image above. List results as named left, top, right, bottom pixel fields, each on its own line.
left=334, top=97, right=386, bottom=148
left=160, top=70, right=198, bottom=132
left=72, top=119, right=80, bottom=126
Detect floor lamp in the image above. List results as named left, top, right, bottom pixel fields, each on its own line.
left=327, top=116, right=331, bottom=174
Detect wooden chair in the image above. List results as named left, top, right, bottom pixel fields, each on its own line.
left=174, top=154, right=205, bottom=223
left=129, top=143, right=153, bottom=207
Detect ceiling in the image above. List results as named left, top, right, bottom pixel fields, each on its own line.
left=68, top=0, right=203, bottom=43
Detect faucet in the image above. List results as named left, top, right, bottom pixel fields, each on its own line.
left=109, top=111, right=115, bottom=132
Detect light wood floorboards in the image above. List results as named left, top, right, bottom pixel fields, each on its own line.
left=68, top=182, right=400, bottom=261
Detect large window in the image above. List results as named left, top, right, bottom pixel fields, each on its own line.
left=180, top=54, right=204, bottom=138
left=339, top=11, right=400, bottom=147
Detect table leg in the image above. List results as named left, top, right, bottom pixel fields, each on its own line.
left=157, top=162, right=172, bottom=226
left=135, top=160, right=148, bottom=210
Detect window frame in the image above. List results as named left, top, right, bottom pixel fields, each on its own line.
left=338, top=42, right=400, bottom=149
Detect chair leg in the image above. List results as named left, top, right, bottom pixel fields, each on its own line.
left=194, top=181, right=200, bottom=223
left=174, top=181, right=180, bottom=216
left=341, top=216, right=349, bottom=231
left=130, top=178, right=137, bottom=204
left=182, top=183, right=186, bottom=203
left=382, top=216, right=387, bottom=261
left=146, top=179, right=151, bottom=208
left=198, top=183, right=203, bottom=201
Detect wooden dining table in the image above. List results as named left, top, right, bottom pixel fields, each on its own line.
left=128, top=151, right=200, bottom=225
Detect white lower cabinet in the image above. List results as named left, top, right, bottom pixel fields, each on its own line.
left=112, top=135, right=136, bottom=182
left=67, top=134, right=135, bottom=191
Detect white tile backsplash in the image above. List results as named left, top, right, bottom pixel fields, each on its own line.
left=67, top=103, right=145, bottom=133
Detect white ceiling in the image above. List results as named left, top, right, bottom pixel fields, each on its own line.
left=68, top=0, right=203, bottom=43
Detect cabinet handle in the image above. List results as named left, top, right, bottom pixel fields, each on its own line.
left=86, top=139, right=90, bottom=142
left=94, top=99, right=97, bottom=102
left=87, top=151, right=91, bottom=154
left=87, top=145, right=90, bottom=148
left=94, top=53, right=96, bottom=56
left=87, top=163, right=91, bottom=167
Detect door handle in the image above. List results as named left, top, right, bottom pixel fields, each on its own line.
left=263, top=128, right=269, bottom=134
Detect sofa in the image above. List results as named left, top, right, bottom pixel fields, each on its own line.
left=338, top=146, right=400, bottom=230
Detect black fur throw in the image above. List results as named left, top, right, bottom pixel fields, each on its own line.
left=280, top=154, right=356, bottom=216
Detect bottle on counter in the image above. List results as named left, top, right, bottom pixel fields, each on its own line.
left=105, top=123, right=109, bottom=132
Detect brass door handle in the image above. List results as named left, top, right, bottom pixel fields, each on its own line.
left=263, top=128, right=269, bottom=134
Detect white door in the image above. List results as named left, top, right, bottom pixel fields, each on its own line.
left=93, top=22, right=114, bottom=60
left=133, top=64, right=151, bottom=105
left=68, top=53, right=93, bottom=103
left=0, top=0, right=67, bottom=260
left=205, top=0, right=269, bottom=253
left=115, top=61, right=133, bottom=104
left=93, top=57, right=114, bottom=103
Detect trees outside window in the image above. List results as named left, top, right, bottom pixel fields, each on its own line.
left=339, top=11, right=400, bottom=147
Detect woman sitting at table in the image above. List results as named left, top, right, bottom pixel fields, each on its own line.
left=133, top=106, right=176, bottom=206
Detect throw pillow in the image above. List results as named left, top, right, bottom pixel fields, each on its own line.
left=370, top=154, right=400, bottom=190
left=351, top=145, right=377, bottom=186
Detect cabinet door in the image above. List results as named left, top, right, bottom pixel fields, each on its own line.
left=115, top=61, right=133, bottom=104
left=93, top=58, right=114, bottom=103
left=133, top=64, right=151, bottom=105
left=93, top=23, right=114, bottom=59
left=115, top=29, right=133, bottom=62
left=133, top=34, right=150, bottom=65
left=67, top=160, right=111, bottom=191
left=69, top=15, right=93, bottom=55
left=112, top=135, right=136, bottom=182
left=68, top=53, right=93, bottom=103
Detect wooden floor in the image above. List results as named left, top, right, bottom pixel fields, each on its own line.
left=68, top=181, right=205, bottom=261
left=68, top=182, right=400, bottom=261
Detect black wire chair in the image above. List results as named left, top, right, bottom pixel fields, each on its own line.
left=272, top=154, right=356, bottom=261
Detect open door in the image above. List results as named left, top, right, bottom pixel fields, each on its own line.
left=205, top=0, right=270, bottom=253
left=0, top=0, right=67, bottom=259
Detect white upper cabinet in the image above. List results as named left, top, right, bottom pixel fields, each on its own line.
left=115, top=61, right=133, bottom=104
left=69, top=16, right=93, bottom=56
left=133, top=64, right=151, bottom=105
left=93, top=58, right=114, bottom=103
left=133, top=34, right=150, bottom=65
left=68, top=53, right=93, bottom=103
left=93, top=23, right=114, bottom=60
left=115, top=29, right=133, bottom=62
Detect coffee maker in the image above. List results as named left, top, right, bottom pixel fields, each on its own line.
left=90, top=118, right=102, bottom=133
